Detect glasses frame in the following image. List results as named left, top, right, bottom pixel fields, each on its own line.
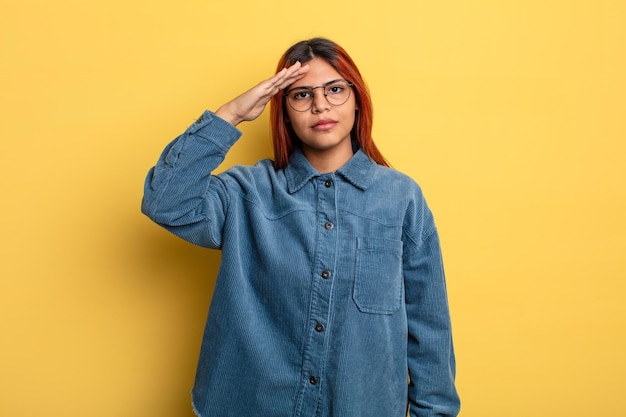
left=284, top=79, right=355, bottom=112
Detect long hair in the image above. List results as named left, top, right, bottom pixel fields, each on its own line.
left=269, top=38, right=390, bottom=170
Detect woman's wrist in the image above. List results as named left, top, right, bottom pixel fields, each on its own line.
left=214, top=104, right=243, bottom=127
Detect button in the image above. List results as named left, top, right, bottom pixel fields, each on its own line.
left=324, top=179, right=333, bottom=188
left=309, top=376, right=318, bottom=385
left=195, top=115, right=204, bottom=124
left=321, top=270, right=331, bottom=279
left=315, top=322, right=325, bottom=332
left=324, top=221, right=334, bottom=230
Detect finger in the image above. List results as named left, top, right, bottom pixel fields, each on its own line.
left=258, top=66, right=293, bottom=95
left=278, top=61, right=307, bottom=81
left=284, top=62, right=309, bottom=81
left=257, top=61, right=308, bottom=99
left=280, top=61, right=303, bottom=77
left=270, top=62, right=298, bottom=83
left=275, top=63, right=309, bottom=91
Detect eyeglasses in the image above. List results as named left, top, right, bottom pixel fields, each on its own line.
left=284, top=79, right=354, bottom=112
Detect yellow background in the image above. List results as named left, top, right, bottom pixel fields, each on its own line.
left=1, top=0, right=624, bottom=416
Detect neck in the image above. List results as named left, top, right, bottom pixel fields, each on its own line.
left=302, top=147, right=353, bottom=173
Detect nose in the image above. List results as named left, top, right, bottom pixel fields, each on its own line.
left=311, top=87, right=329, bottom=113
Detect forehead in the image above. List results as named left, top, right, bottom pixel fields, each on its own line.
left=290, top=58, right=342, bottom=88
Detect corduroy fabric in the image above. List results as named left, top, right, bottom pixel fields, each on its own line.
left=142, top=111, right=460, bottom=417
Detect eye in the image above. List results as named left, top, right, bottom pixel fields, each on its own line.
left=326, top=83, right=345, bottom=95
left=290, top=90, right=312, bottom=100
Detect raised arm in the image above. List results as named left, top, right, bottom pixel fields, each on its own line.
left=141, top=62, right=308, bottom=247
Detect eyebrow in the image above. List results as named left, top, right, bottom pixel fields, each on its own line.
left=288, top=79, right=345, bottom=90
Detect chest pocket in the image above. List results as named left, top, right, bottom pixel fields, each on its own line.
left=353, top=237, right=404, bottom=314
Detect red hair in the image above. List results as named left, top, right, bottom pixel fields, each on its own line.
left=270, top=38, right=390, bottom=170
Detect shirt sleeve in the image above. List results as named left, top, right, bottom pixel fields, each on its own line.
left=404, top=199, right=461, bottom=417
left=141, top=110, right=242, bottom=248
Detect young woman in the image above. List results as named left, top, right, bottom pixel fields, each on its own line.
left=142, top=38, right=460, bottom=417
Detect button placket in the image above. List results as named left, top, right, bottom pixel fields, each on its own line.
left=296, top=175, right=338, bottom=415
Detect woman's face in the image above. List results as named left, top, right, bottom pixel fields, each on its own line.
left=284, top=58, right=357, bottom=170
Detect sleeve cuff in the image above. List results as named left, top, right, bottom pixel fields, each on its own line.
left=186, top=110, right=243, bottom=152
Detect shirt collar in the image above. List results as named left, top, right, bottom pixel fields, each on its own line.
left=284, top=148, right=378, bottom=194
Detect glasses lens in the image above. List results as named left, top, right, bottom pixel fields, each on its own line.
left=324, top=81, right=351, bottom=106
left=286, top=88, right=313, bottom=112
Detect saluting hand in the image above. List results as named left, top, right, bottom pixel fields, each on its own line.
left=215, top=61, right=308, bottom=126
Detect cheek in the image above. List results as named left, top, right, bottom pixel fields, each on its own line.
left=284, top=107, right=297, bottom=126
left=344, top=108, right=357, bottom=131
left=285, top=111, right=307, bottom=135
left=344, top=98, right=358, bottom=127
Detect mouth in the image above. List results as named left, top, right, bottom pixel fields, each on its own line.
left=312, top=119, right=338, bottom=130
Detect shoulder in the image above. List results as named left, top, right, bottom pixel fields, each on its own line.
left=217, top=158, right=277, bottom=185
left=215, top=159, right=285, bottom=198
left=370, top=164, right=426, bottom=201
left=370, top=165, right=438, bottom=241
left=224, top=158, right=276, bottom=177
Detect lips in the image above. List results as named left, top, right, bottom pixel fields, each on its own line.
left=312, top=119, right=337, bottom=130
